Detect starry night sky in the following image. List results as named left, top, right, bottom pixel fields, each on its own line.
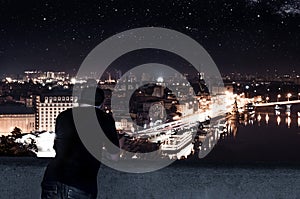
left=0, top=0, right=299, bottom=76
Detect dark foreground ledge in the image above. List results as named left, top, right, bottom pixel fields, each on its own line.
left=0, top=157, right=300, bottom=199
left=1, top=156, right=300, bottom=169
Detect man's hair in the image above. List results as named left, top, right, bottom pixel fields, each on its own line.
left=79, top=87, right=105, bottom=107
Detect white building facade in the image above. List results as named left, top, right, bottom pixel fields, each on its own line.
left=35, top=94, right=78, bottom=132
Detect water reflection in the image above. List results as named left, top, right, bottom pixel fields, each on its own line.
left=244, top=112, right=298, bottom=128
left=208, top=105, right=300, bottom=163
left=218, top=109, right=300, bottom=140
left=196, top=105, right=300, bottom=159
left=257, top=114, right=261, bottom=123
left=277, top=116, right=281, bottom=126
left=286, top=116, right=291, bottom=128
left=265, top=114, right=269, bottom=124
left=196, top=115, right=241, bottom=158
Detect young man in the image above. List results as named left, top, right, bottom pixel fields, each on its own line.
left=41, top=87, right=120, bottom=199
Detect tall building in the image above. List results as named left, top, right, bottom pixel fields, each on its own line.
left=34, top=92, right=78, bottom=132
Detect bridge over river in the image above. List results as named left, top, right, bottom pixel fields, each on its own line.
left=254, top=100, right=300, bottom=107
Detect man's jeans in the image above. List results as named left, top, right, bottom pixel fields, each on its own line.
left=41, top=181, right=96, bottom=199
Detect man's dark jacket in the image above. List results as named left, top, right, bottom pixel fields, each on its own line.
left=42, top=107, right=119, bottom=196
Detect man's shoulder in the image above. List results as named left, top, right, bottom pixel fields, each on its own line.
left=57, top=108, right=73, bottom=118
left=57, top=107, right=114, bottom=122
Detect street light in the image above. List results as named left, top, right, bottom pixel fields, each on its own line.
left=287, top=93, right=292, bottom=101
left=277, top=94, right=281, bottom=102
left=266, top=96, right=270, bottom=102
left=298, top=93, right=300, bottom=100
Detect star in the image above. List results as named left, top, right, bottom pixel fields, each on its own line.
left=0, top=0, right=298, bottom=76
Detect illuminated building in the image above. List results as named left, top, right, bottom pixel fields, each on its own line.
left=0, top=105, right=35, bottom=135
left=34, top=92, right=78, bottom=132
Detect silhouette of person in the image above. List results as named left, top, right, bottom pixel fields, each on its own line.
left=41, top=87, right=120, bottom=199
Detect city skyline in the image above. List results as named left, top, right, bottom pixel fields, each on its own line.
left=0, top=0, right=300, bottom=162
left=1, top=2, right=300, bottom=198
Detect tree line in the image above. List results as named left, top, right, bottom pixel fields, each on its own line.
left=0, top=127, right=37, bottom=156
